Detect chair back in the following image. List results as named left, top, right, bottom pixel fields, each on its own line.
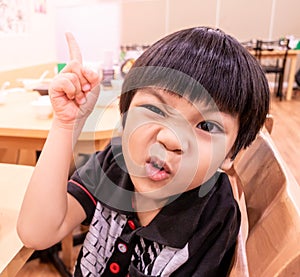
left=254, top=38, right=289, bottom=100
left=255, top=38, right=289, bottom=64
left=228, top=130, right=300, bottom=277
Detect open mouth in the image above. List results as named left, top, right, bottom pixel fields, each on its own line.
left=152, top=160, right=164, bottom=171
left=145, top=157, right=171, bottom=181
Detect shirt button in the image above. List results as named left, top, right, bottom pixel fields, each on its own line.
left=128, top=219, right=136, bottom=230
left=109, top=262, right=120, bottom=274
left=117, top=242, right=128, bottom=253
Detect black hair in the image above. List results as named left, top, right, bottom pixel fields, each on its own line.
left=119, top=26, right=270, bottom=159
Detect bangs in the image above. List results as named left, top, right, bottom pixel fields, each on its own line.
left=122, top=66, right=217, bottom=110
left=121, top=27, right=265, bottom=116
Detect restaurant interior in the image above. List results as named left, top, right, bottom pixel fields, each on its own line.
left=1, top=0, right=300, bottom=276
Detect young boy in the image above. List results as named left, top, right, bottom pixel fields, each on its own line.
left=17, top=27, right=270, bottom=276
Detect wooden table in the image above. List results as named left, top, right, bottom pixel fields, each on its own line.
left=250, top=49, right=300, bottom=100
left=0, top=163, right=35, bottom=277
left=0, top=90, right=120, bottom=275
left=0, top=91, right=120, bottom=166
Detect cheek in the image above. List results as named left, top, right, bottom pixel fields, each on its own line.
left=122, top=107, right=161, bottom=160
left=122, top=126, right=144, bottom=176
left=204, top=135, right=235, bottom=175
left=185, top=136, right=228, bottom=186
left=122, top=116, right=157, bottom=179
left=123, top=122, right=153, bottom=156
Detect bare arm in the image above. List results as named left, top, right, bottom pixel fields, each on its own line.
left=17, top=33, right=100, bottom=249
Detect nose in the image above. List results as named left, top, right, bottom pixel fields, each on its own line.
left=156, top=126, right=187, bottom=154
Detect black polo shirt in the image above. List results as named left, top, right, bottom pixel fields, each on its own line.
left=68, top=137, right=240, bottom=276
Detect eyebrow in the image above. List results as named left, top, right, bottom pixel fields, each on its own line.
left=139, top=87, right=230, bottom=117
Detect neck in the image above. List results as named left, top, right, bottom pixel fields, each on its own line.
left=133, top=194, right=167, bottom=226
left=137, top=209, right=160, bottom=226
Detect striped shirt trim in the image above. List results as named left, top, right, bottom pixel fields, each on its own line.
left=69, top=179, right=97, bottom=206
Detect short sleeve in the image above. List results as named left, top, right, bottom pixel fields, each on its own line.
left=68, top=179, right=97, bottom=225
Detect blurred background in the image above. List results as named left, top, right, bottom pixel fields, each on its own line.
left=0, top=0, right=299, bottom=72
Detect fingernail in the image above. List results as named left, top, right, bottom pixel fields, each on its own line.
left=82, top=84, right=91, bottom=91
left=78, top=96, right=86, bottom=105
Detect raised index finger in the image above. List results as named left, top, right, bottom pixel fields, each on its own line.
left=65, top=32, right=83, bottom=64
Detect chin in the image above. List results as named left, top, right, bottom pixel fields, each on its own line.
left=134, top=182, right=184, bottom=201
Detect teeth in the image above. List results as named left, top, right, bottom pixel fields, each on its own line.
left=150, top=157, right=165, bottom=171
left=152, top=161, right=163, bottom=170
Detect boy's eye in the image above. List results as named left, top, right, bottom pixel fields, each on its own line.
left=141, top=104, right=165, bottom=116
left=197, top=121, right=222, bottom=133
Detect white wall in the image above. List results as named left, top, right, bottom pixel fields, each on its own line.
left=120, top=0, right=300, bottom=71
left=121, top=0, right=300, bottom=45
left=0, top=0, right=56, bottom=71
left=1, top=0, right=299, bottom=72
left=0, top=0, right=121, bottom=71
left=54, top=0, right=121, bottom=68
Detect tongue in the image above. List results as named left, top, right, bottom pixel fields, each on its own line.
left=145, top=162, right=169, bottom=181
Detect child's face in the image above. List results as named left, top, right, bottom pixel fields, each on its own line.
left=122, top=87, right=239, bottom=201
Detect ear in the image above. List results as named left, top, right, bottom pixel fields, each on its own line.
left=220, top=156, right=234, bottom=171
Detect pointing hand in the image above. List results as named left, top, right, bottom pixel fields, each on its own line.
left=49, top=32, right=101, bottom=126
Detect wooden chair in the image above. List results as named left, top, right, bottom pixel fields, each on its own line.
left=228, top=129, right=300, bottom=277
left=255, top=39, right=290, bottom=100
left=227, top=167, right=250, bottom=277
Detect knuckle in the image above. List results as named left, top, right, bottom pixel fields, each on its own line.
left=68, top=60, right=81, bottom=68
left=68, top=73, right=79, bottom=84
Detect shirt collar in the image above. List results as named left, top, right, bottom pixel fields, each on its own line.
left=136, top=172, right=225, bottom=248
